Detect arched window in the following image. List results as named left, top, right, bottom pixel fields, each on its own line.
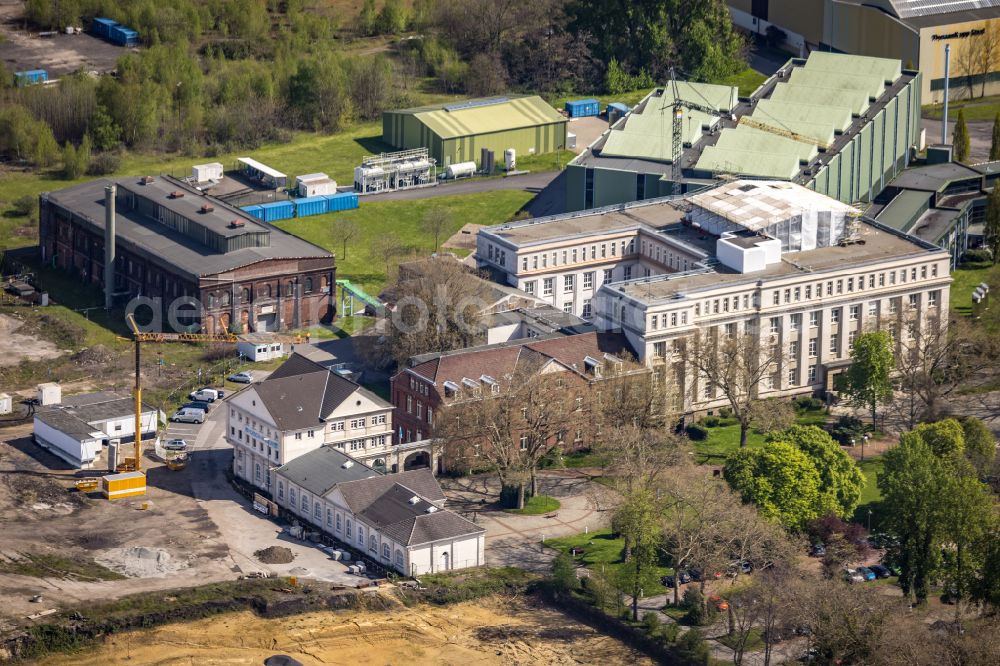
left=221, top=291, right=231, bottom=307
left=336, top=514, right=342, bottom=532
left=304, top=277, right=313, bottom=293
left=277, top=481, right=284, bottom=500
left=358, top=530, right=364, bottom=547
left=263, top=284, right=272, bottom=298
left=346, top=519, right=352, bottom=538
left=383, top=543, right=390, bottom=559
left=369, top=537, right=377, bottom=553
left=286, top=282, right=294, bottom=297
left=289, top=488, right=296, bottom=505
left=395, top=550, right=403, bottom=568
left=241, top=287, right=250, bottom=303
left=208, top=292, right=218, bottom=308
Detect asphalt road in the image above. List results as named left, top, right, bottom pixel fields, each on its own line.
left=362, top=170, right=561, bottom=202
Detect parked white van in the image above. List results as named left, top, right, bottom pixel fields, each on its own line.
left=171, top=407, right=206, bottom=424
left=188, top=388, right=219, bottom=402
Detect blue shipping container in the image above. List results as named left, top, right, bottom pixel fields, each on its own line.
left=259, top=201, right=295, bottom=222
left=241, top=205, right=264, bottom=220
left=92, top=17, right=118, bottom=39
left=293, top=196, right=328, bottom=218
left=323, top=192, right=359, bottom=212
left=14, top=70, right=48, bottom=86
left=565, top=99, right=599, bottom=118
left=109, top=26, right=139, bottom=46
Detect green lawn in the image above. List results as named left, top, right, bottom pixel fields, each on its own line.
left=561, top=449, right=609, bottom=469
left=547, top=528, right=675, bottom=589
left=693, top=410, right=829, bottom=465
left=505, top=494, right=561, bottom=515
left=274, top=189, right=534, bottom=296
left=950, top=263, right=1000, bottom=320
left=853, top=455, right=886, bottom=530
left=923, top=94, right=1000, bottom=122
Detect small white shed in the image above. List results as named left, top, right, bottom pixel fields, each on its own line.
left=237, top=334, right=290, bottom=362
left=296, top=172, right=338, bottom=197
left=192, top=162, right=224, bottom=183
left=0, top=393, right=12, bottom=415
left=37, top=382, right=62, bottom=406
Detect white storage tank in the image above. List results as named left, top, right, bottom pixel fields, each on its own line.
left=0, top=393, right=12, bottom=415
left=446, top=161, right=477, bottom=179
left=504, top=148, right=516, bottom=171
left=192, top=162, right=224, bottom=183
left=37, top=382, right=61, bottom=406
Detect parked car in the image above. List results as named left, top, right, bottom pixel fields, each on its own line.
left=227, top=371, right=253, bottom=384
left=857, top=566, right=877, bottom=582
left=869, top=564, right=892, bottom=579
left=708, top=594, right=730, bottom=612
left=185, top=400, right=212, bottom=413
left=809, top=543, right=826, bottom=557
left=189, top=388, right=219, bottom=402
left=164, top=438, right=188, bottom=451
left=171, top=407, right=206, bottom=424
left=661, top=571, right=692, bottom=588
left=843, top=568, right=864, bottom=584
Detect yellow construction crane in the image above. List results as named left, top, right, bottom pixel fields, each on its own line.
left=737, top=116, right=831, bottom=151
left=120, top=315, right=309, bottom=472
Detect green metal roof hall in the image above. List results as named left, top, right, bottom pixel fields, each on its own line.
left=565, top=52, right=922, bottom=211
left=382, top=95, right=568, bottom=168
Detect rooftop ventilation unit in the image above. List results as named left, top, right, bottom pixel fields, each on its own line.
left=342, top=460, right=354, bottom=469
left=141, top=176, right=155, bottom=184
left=200, top=204, right=214, bottom=213
left=229, top=219, right=245, bottom=228
left=408, top=495, right=421, bottom=505
left=169, top=191, right=184, bottom=198
left=425, top=506, right=438, bottom=513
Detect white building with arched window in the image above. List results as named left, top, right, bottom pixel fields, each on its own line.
left=273, top=447, right=485, bottom=575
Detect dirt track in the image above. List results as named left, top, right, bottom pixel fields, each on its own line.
left=44, top=595, right=655, bottom=666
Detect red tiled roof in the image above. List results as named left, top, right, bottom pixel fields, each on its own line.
left=403, top=332, right=632, bottom=388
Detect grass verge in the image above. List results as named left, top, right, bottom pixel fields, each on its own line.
left=923, top=94, right=1000, bottom=122
left=0, top=553, right=125, bottom=581
left=504, top=494, right=561, bottom=515
left=547, top=528, right=674, bottom=589
left=692, top=409, right=828, bottom=465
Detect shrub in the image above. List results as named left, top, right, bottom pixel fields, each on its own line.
left=685, top=424, right=709, bottom=441
left=87, top=151, right=121, bottom=175
left=828, top=415, right=867, bottom=446
left=641, top=610, right=660, bottom=633
left=551, top=552, right=579, bottom=592
left=961, top=247, right=992, bottom=264
left=676, top=628, right=711, bottom=663
left=795, top=395, right=825, bottom=411
left=718, top=407, right=732, bottom=419
left=702, top=416, right=721, bottom=428
left=10, top=194, right=38, bottom=218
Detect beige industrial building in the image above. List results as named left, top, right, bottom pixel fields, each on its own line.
left=477, top=180, right=951, bottom=411
left=728, top=0, right=1000, bottom=102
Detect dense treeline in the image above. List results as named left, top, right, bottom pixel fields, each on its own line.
left=1, top=0, right=746, bottom=170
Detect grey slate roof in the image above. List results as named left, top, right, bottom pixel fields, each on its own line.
left=357, top=482, right=484, bottom=546
left=336, top=469, right=446, bottom=513
left=275, top=446, right=381, bottom=497
left=43, top=176, right=332, bottom=280
left=35, top=392, right=155, bottom=442
left=252, top=353, right=391, bottom=430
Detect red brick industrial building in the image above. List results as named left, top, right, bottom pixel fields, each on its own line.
left=40, top=175, right=335, bottom=333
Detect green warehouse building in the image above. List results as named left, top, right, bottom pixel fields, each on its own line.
left=566, top=52, right=922, bottom=211
left=382, top=96, right=568, bottom=168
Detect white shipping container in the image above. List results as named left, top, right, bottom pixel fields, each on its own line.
left=192, top=162, right=224, bottom=183
left=37, top=382, right=61, bottom=406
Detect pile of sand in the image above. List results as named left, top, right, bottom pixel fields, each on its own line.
left=255, top=546, right=295, bottom=564
left=96, top=546, right=189, bottom=578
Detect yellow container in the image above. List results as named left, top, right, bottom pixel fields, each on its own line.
left=102, top=471, right=147, bottom=500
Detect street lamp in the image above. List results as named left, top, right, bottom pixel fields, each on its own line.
left=867, top=508, right=872, bottom=532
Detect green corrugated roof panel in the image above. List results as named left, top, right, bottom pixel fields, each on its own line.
left=695, top=146, right=800, bottom=179
left=714, top=126, right=818, bottom=163
left=804, top=51, right=902, bottom=84
left=788, top=68, right=885, bottom=100
left=753, top=98, right=853, bottom=134
left=770, top=82, right=870, bottom=116
left=653, top=81, right=739, bottom=113
left=601, top=109, right=719, bottom=161
left=404, top=95, right=565, bottom=140
left=875, top=189, right=932, bottom=232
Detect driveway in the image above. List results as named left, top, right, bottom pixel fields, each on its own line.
left=441, top=470, right=616, bottom=572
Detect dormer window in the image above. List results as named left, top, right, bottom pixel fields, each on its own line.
left=584, top=355, right=603, bottom=378
left=462, top=377, right=481, bottom=397
left=480, top=375, right=500, bottom=394
left=443, top=381, right=459, bottom=398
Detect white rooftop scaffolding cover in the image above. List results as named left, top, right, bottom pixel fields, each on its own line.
left=687, top=180, right=861, bottom=252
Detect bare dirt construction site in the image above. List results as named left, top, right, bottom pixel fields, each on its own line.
left=0, top=1, right=126, bottom=77
left=44, top=595, right=654, bottom=666
left=0, top=313, right=64, bottom=366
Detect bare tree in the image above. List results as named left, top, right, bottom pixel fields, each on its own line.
left=956, top=36, right=981, bottom=99
left=380, top=258, right=491, bottom=365
left=330, top=218, right=360, bottom=260
left=435, top=361, right=582, bottom=508
left=372, top=234, right=405, bottom=284
left=591, top=357, right=675, bottom=431
left=748, top=397, right=796, bottom=436
left=596, top=424, right=689, bottom=494
left=420, top=207, right=452, bottom=252
left=976, top=23, right=1000, bottom=98
left=889, top=314, right=996, bottom=429
left=682, top=329, right=783, bottom=448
